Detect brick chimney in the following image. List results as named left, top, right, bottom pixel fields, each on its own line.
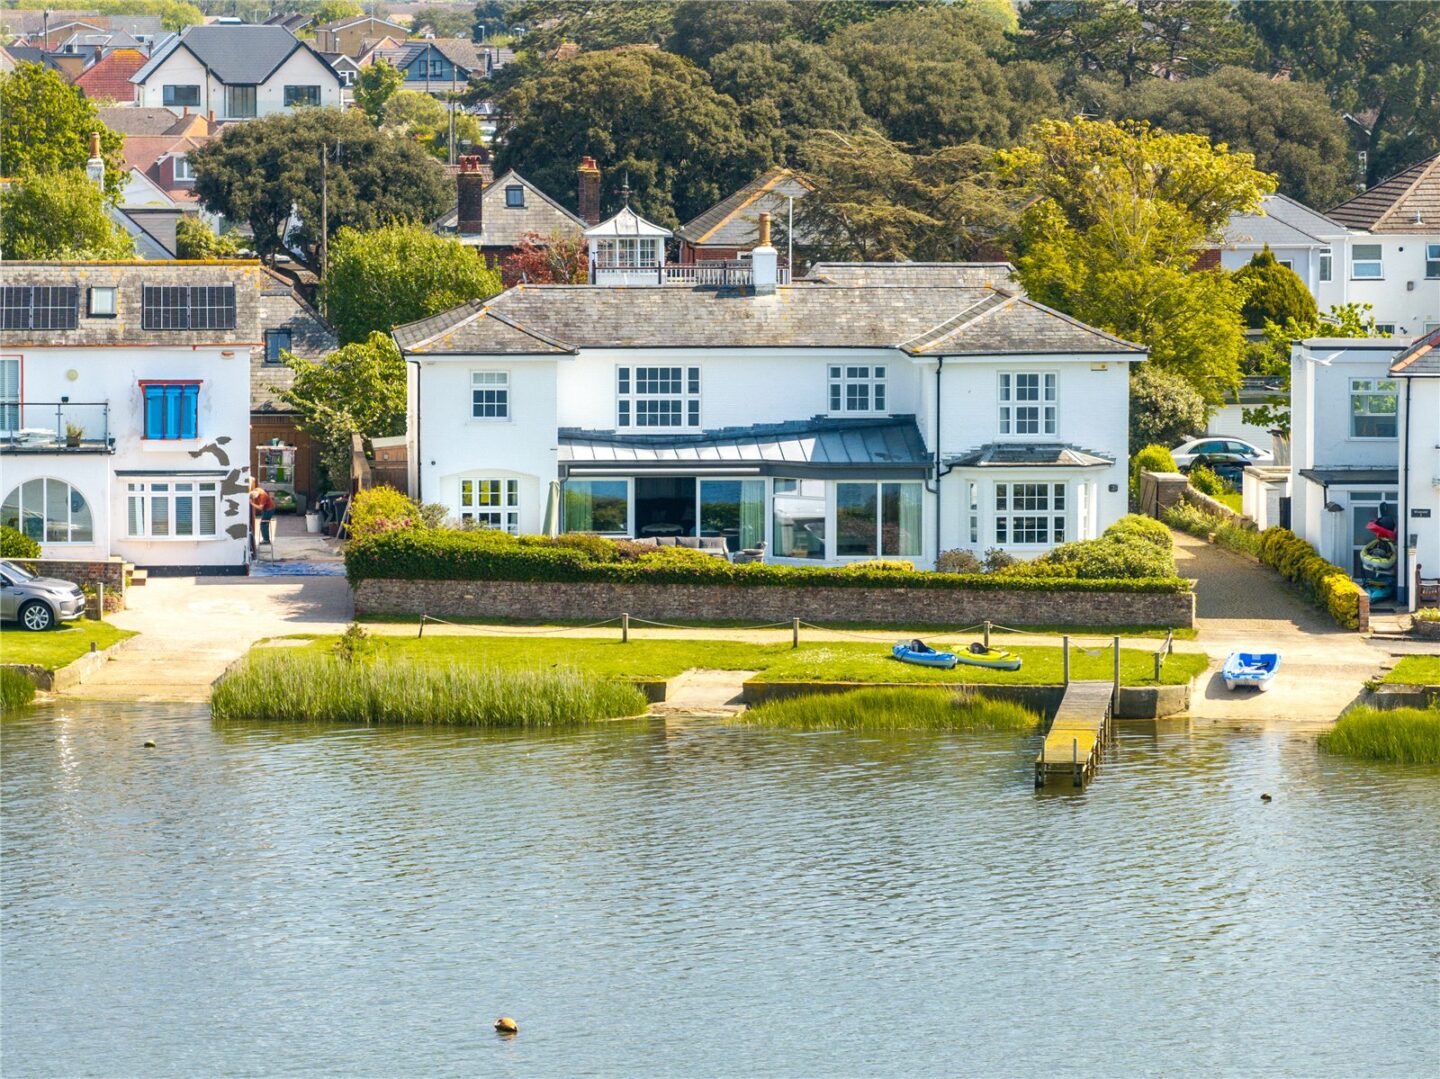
left=577, top=155, right=601, bottom=226
left=457, top=154, right=485, bottom=235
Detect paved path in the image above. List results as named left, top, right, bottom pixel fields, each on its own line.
left=1171, top=531, right=1387, bottom=726
left=66, top=574, right=353, bottom=702
left=651, top=669, right=755, bottom=715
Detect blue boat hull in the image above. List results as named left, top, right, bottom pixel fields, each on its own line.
left=892, top=643, right=958, bottom=669
left=1222, top=651, right=1280, bottom=691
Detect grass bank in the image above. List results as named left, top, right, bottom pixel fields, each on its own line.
left=211, top=651, right=648, bottom=728
left=735, top=688, right=1042, bottom=732
left=1382, top=656, right=1440, bottom=686
left=1318, top=706, right=1440, bottom=765
left=0, top=667, right=36, bottom=712
left=272, top=635, right=1207, bottom=687
left=0, top=622, right=135, bottom=670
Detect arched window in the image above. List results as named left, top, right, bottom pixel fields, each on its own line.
left=1, top=478, right=93, bottom=543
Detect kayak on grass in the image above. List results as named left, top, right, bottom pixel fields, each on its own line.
left=892, top=640, right=959, bottom=669
left=954, top=642, right=1023, bottom=671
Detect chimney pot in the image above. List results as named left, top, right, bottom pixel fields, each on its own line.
left=457, top=154, right=485, bottom=235
left=751, top=212, right=777, bottom=296
left=89, top=131, right=101, bottom=158
left=758, top=211, right=771, bottom=248
left=577, top=155, right=601, bottom=226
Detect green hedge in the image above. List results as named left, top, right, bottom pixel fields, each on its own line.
left=345, top=527, right=1191, bottom=594
left=1257, top=527, right=1366, bottom=629
left=1, top=524, right=40, bottom=559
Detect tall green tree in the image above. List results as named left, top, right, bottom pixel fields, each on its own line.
left=322, top=224, right=502, bottom=344
left=1077, top=65, right=1357, bottom=209
left=830, top=7, right=1059, bottom=150
left=189, top=108, right=450, bottom=272
left=508, top=0, right=677, bottom=53
left=1240, top=0, right=1440, bottom=186
left=382, top=90, right=485, bottom=160
left=279, top=332, right=408, bottom=487
left=669, top=0, right=802, bottom=64
left=495, top=48, right=761, bottom=226
left=0, top=63, right=126, bottom=201
left=796, top=129, right=1012, bottom=261
left=708, top=41, right=868, bottom=165
left=0, top=171, right=135, bottom=260
left=353, top=59, right=404, bottom=126
left=998, top=118, right=1275, bottom=404
left=1014, top=0, right=1257, bottom=88
left=1233, top=247, right=1316, bottom=329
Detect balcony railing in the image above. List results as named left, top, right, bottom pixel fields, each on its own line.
left=1, top=402, right=112, bottom=452
left=661, top=261, right=791, bottom=287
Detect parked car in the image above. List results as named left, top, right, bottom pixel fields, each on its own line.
left=0, top=560, right=86, bottom=631
left=1181, top=452, right=1251, bottom=487
left=1171, top=436, right=1273, bottom=468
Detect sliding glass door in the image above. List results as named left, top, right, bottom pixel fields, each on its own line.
left=699, top=479, right=765, bottom=552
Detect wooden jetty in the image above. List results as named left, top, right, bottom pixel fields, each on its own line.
left=1035, top=680, right=1115, bottom=788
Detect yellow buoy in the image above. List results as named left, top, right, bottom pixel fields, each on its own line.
left=494, top=1016, right=518, bottom=1034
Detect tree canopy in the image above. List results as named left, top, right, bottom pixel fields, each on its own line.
left=189, top=108, right=451, bottom=272
left=382, top=90, right=485, bottom=160
left=322, top=223, right=502, bottom=344
left=507, top=0, right=677, bottom=53
left=1233, top=247, right=1317, bottom=329
left=0, top=63, right=126, bottom=201
left=353, top=59, right=404, bottom=126
left=495, top=48, right=762, bottom=226
left=0, top=171, right=135, bottom=260
left=1128, top=364, right=1207, bottom=454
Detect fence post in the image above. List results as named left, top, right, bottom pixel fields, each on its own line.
left=1153, top=650, right=1163, bottom=682
left=1062, top=635, right=1070, bottom=685
left=622, top=612, right=630, bottom=643
left=792, top=617, right=800, bottom=649
left=96, top=582, right=104, bottom=620
left=418, top=614, right=425, bottom=639
left=983, top=620, right=991, bottom=649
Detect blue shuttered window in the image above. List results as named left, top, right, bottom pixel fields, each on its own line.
left=143, top=383, right=199, bottom=440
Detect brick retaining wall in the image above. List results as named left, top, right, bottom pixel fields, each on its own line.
left=355, top=578, right=1195, bottom=628
left=9, top=557, right=126, bottom=613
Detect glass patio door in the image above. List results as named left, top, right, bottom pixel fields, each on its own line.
left=699, top=479, right=764, bottom=552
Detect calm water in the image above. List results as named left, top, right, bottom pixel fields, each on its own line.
left=2, top=703, right=1437, bottom=1078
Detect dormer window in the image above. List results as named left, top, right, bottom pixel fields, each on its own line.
left=595, top=237, right=659, bottom=269
left=505, top=185, right=525, bottom=208
left=172, top=154, right=193, bottom=182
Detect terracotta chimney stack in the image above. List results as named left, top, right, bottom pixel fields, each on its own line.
left=758, top=211, right=771, bottom=247
left=85, top=132, right=105, bottom=188
left=577, top=155, right=601, bottom=226
left=457, top=154, right=486, bottom=236
left=751, top=211, right=777, bottom=296
left=89, top=131, right=101, bottom=158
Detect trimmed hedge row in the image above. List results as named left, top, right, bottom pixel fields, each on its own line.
left=1257, top=527, right=1366, bottom=629
left=345, top=527, right=1192, bottom=594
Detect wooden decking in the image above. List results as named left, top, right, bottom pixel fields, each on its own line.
left=1035, top=680, right=1114, bottom=788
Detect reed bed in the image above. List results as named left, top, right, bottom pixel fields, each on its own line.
left=0, top=667, right=36, bottom=712
left=211, top=651, right=648, bottom=728
left=735, top=687, right=1041, bottom=732
left=1318, top=706, right=1440, bottom=765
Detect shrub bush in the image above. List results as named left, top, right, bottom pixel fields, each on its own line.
left=982, top=547, right=1016, bottom=573
left=1258, top=527, right=1366, bottom=629
left=1414, top=608, right=1440, bottom=624
left=1187, top=464, right=1230, bottom=497
left=1163, top=502, right=1261, bottom=557
left=1102, top=513, right=1173, bottom=551
left=1131, top=443, right=1180, bottom=498
left=347, top=485, right=425, bottom=537
left=1032, top=536, right=1176, bottom=579
left=0, top=524, right=40, bottom=559
left=935, top=548, right=983, bottom=574
left=840, top=559, right=915, bottom=573
left=345, top=528, right=1191, bottom=593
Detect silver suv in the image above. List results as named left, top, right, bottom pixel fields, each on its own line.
left=0, top=560, right=86, bottom=631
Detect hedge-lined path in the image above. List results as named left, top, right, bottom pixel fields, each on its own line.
left=63, top=575, right=353, bottom=703
left=1170, top=530, right=1386, bottom=725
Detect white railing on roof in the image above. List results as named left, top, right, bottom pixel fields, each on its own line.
left=661, top=261, right=791, bottom=287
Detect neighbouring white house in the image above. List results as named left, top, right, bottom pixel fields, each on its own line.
left=1217, top=159, right=1440, bottom=338
left=0, top=262, right=270, bottom=574
left=393, top=236, right=1144, bottom=569
left=131, top=24, right=342, bottom=120
left=1389, top=328, right=1440, bottom=609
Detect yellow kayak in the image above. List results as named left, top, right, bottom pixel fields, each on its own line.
left=954, top=643, right=1023, bottom=671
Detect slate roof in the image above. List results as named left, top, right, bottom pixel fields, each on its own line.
left=1223, top=193, right=1349, bottom=247
left=675, top=167, right=815, bottom=248
left=393, top=278, right=1146, bottom=357
left=132, top=24, right=332, bottom=86
left=1390, top=326, right=1440, bottom=377
left=121, top=208, right=185, bottom=256
left=944, top=443, right=1114, bottom=468
left=74, top=47, right=147, bottom=100
left=252, top=271, right=338, bottom=412
left=427, top=37, right=484, bottom=73
left=1328, top=154, right=1440, bottom=233
left=1298, top=467, right=1399, bottom=486
left=803, top=262, right=1019, bottom=290
left=560, top=417, right=931, bottom=477
left=434, top=169, right=586, bottom=249
left=99, top=105, right=194, bottom=135
left=584, top=204, right=672, bottom=239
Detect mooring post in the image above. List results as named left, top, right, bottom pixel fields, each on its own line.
left=1154, top=649, right=1163, bottom=682
left=622, top=612, right=630, bottom=644
left=792, top=617, right=800, bottom=649
left=1112, top=636, right=1121, bottom=711
left=983, top=620, right=991, bottom=649
left=418, top=614, right=425, bottom=639
left=1072, top=737, right=1080, bottom=788
left=1062, top=636, right=1070, bottom=685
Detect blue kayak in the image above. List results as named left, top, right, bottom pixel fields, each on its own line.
left=1223, top=650, right=1280, bottom=691
left=892, top=640, right=958, bottom=669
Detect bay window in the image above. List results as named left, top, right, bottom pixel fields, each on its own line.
left=999, top=372, right=1057, bottom=436
left=564, top=479, right=628, bottom=533
left=617, top=366, right=700, bottom=429
left=459, top=478, right=519, bottom=533
left=772, top=479, right=825, bottom=560
left=836, top=481, right=922, bottom=558
left=126, top=480, right=218, bottom=539
left=995, top=482, right=1066, bottom=546
left=828, top=364, right=886, bottom=413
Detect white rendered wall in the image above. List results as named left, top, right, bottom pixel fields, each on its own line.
left=1399, top=378, right=1440, bottom=604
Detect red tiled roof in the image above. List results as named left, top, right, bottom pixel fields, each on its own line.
left=120, top=133, right=213, bottom=204
left=73, top=47, right=146, bottom=101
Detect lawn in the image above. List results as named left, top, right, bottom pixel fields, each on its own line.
left=1216, top=490, right=1243, bottom=512
left=1383, top=656, right=1440, bottom=686
left=280, top=634, right=1207, bottom=687
left=0, top=621, right=135, bottom=671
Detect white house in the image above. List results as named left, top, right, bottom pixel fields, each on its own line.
left=130, top=24, right=342, bottom=120
left=393, top=243, right=1143, bottom=569
left=1, top=263, right=266, bottom=573
left=1389, top=328, right=1440, bottom=609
